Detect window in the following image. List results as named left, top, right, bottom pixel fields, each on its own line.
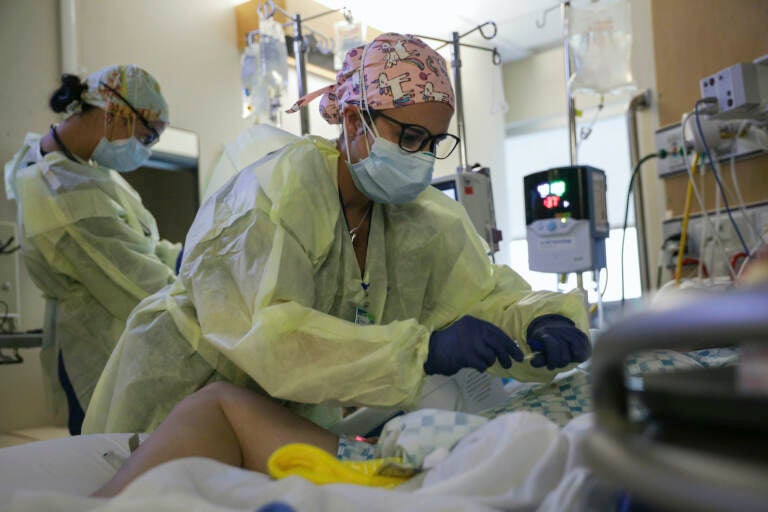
left=504, top=114, right=642, bottom=302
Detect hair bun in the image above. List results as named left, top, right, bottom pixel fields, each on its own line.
left=49, top=74, right=88, bottom=113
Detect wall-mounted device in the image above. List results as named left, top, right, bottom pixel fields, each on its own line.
left=700, top=55, right=768, bottom=121
left=654, top=119, right=766, bottom=178
left=432, top=167, right=502, bottom=254
left=524, top=165, right=608, bottom=273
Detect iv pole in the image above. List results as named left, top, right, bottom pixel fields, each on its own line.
left=416, top=22, right=501, bottom=173
left=252, top=0, right=350, bottom=135
left=560, top=2, right=586, bottom=293
left=292, top=13, right=310, bottom=134
left=562, top=2, right=578, bottom=169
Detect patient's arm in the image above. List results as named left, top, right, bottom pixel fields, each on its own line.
left=92, top=381, right=339, bottom=497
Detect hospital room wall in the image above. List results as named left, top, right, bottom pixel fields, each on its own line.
left=0, top=0, right=63, bottom=432
left=500, top=0, right=663, bottom=288
left=0, top=0, right=61, bottom=331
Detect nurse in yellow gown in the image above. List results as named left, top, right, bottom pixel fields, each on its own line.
left=4, top=65, right=179, bottom=433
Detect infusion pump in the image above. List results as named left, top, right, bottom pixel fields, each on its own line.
left=524, top=165, right=608, bottom=273
left=431, top=168, right=502, bottom=254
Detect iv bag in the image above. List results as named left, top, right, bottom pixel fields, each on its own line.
left=490, top=64, right=509, bottom=115
left=241, top=43, right=271, bottom=121
left=568, top=0, right=635, bottom=95
left=334, top=20, right=366, bottom=70
left=258, top=14, right=289, bottom=95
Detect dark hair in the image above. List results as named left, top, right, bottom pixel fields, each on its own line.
left=49, top=74, right=93, bottom=114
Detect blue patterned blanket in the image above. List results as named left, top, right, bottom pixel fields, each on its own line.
left=480, top=348, right=738, bottom=427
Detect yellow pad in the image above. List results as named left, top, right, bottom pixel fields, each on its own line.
left=268, top=443, right=413, bottom=488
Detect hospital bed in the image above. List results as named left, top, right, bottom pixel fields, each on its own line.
left=0, top=289, right=763, bottom=511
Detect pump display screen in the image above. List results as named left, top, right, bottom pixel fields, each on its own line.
left=536, top=180, right=569, bottom=210
left=524, top=168, right=588, bottom=224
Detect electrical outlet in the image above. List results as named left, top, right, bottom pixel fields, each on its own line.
left=700, top=220, right=747, bottom=277
left=662, top=204, right=768, bottom=281
left=660, top=238, right=681, bottom=269
left=704, top=122, right=768, bottom=168
left=655, top=121, right=766, bottom=177
left=655, top=123, right=687, bottom=177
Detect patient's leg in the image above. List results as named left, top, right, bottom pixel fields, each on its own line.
left=92, top=381, right=339, bottom=497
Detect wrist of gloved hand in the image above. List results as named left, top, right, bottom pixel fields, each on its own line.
left=423, top=334, right=451, bottom=376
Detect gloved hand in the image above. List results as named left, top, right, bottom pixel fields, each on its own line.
left=526, top=314, right=591, bottom=370
left=424, top=316, right=524, bottom=376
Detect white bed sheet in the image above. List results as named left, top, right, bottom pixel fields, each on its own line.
left=0, top=412, right=595, bottom=512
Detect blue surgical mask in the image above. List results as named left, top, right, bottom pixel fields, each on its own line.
left=91, top=136, right=151, bottom=172
left=344, top=115, right=435, bottom=204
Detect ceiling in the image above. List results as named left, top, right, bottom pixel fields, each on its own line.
left=314, top=0, right=566, bottom=63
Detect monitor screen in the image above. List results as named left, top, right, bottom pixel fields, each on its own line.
left=122, top=153, right=199, bottom=244
left=432, top=178, right=459, bottom=202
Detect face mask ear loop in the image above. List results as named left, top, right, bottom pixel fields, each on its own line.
left=344, top=109, right=373, bottom=162
left=342, top=114, right=354, bottom=163
left=357, top=41, right=381, bottom=141
left=358, top=110, right=374, bottom=155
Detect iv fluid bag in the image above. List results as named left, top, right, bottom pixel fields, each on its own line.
left=334, top=20, right=366, bottom=71
left=568, top=0, right=635, bottom=95
left=490, top=64, right=509, bottom=115
left=241, top=44, right=271, bottom=121
left=258, top=14, right=289, bottom=95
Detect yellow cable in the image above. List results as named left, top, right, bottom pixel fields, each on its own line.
left=675, top=153, right=700, bottom=285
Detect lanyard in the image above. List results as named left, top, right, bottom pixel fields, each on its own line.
left=338, top=192, right=376, bottom=325
left=355, top=234, right=374, bottom=325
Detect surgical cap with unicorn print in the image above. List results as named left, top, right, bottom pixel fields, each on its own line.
left=287, top=33, right=455, bottom=124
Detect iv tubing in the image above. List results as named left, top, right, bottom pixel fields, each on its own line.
left=675, top=153, right=699, bottom=285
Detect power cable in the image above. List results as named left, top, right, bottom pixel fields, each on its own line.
left=621, top=151, right=665, bottom=305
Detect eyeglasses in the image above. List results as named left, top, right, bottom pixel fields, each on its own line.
left=369, top=110, right=460, bottom=160
left=99, top=81, right=160, bottom=146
